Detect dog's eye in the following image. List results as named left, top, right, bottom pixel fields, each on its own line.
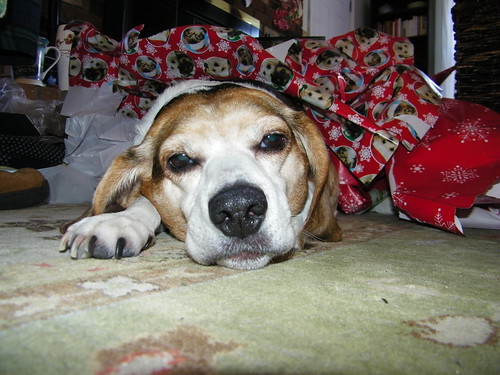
left=167, top=153, right=196, bottom=172
left=259, top=133, right=287, bottom=151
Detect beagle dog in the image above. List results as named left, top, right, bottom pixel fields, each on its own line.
left=60, top=80, right=342, bottom=270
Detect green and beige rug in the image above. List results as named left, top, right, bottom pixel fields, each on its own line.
left=0, top=204, right=499, bottom=374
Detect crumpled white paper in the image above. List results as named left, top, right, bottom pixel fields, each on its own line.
left=60, top=84, right=126, bottom=117
left=40, top=86, right=141, bottom=203
left=40, top=113, right=140, bottom=203
left=39, top=164, right=100, bottom=204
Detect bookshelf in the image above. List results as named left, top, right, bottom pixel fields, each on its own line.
left=371, top=0, right=434, bottom=73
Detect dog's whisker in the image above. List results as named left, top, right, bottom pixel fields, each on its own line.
left=301, top=229, right=325, bottom=243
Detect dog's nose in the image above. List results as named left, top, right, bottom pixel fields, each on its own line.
left=209, top=185, right=267, bottom=239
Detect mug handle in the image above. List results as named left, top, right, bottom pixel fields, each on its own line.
left=41, top=47, right=61, bottom=79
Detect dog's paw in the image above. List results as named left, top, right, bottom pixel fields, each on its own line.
left=59, top=213, right=155, bottom=259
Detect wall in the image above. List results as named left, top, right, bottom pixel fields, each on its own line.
left=432, top=0, right=455, bottom=98
left=303, top=0, right=368, bottom=39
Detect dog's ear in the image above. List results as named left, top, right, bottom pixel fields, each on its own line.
left=304, top=161, right=342, bottom=242
left=287, top=110, right=342, bottom=243
left=91, top=146, right=149, bottom=215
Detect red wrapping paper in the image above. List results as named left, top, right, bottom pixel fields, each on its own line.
left=386, top=98, right=500, bottom=234
left=65, top=22, right=499, bottom=233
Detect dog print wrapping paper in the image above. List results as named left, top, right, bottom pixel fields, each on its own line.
left=64, top=22, right=500, bottom=234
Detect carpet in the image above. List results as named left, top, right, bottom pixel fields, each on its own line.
left=0, top=204, right=498, bottom=374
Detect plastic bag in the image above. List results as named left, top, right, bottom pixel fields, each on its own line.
left=63, top=113, right=140, bottom=177
left=0, top=78, right=64, bottom=135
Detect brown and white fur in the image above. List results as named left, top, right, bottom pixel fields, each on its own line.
left=60, top=80, right=342, bottom=270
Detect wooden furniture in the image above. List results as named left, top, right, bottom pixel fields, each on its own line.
left=370, top=0, right=434, bottom=73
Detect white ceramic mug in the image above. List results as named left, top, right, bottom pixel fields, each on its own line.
left=14, top=36, right=61, bottom=86
left=55, top=24, right=75, bottom=91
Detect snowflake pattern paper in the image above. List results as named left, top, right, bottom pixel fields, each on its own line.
left=387, top=99, right=500, bottom=233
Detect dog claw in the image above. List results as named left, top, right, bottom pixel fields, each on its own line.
left=60, top=213, right=155, bottom=259
left=87, top=235, right=97, bottom=256
left=115, top=237, right=126, bottom=259
left=64, top=235, right=91, bottom=259
left=143, top=235, right=155, bottom=250
left=59, top=238, right=69, bottom=252
left=70, top=243, right=78, bottom=259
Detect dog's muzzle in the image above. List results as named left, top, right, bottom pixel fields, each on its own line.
left=208, top=184, right=267, bottom=239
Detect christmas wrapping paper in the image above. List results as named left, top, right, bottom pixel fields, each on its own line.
left=65, top=22, right=499, bottom=233
left=387, top=98, right=500, bottom=234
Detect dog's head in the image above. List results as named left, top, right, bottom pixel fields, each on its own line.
left=82, top=58, right=107, bottom=81
left=316, top=49, right=343, bottom=70
left=91, top=81, right=341, bottom=269
left=354, top=27, right=379, bottom=48
left=167, top=51, right=195, bottom=77
left=204, top=57, right=231, bottom=77
left=393, top=41, right=414, bottom=59
left=259, top=59, right=294, bottom=89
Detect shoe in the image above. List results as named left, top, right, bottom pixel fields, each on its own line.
left=0, top=168, right=50, bottom=209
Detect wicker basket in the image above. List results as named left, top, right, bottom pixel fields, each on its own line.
left=452, top=1, right=500, bottom=113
